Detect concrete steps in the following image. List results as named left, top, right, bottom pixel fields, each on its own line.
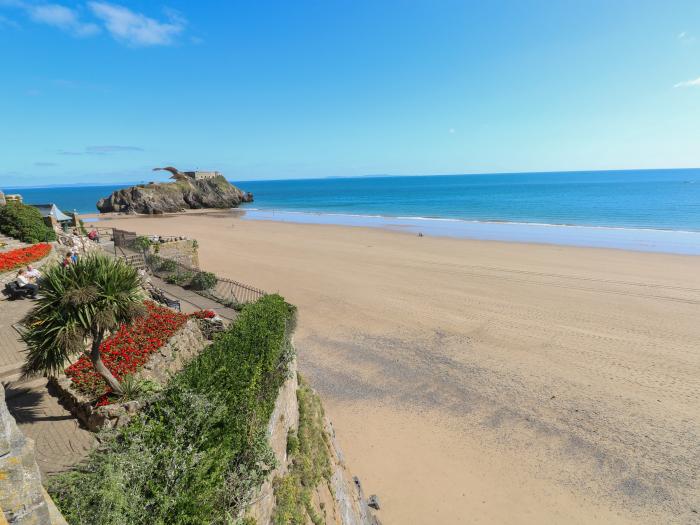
left=122, top=253, right=146, bottom=271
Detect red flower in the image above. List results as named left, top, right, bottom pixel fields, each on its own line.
left=0, top=243, right=51, bottom=272
left=190, top=309, right=215, bottom=319
left=65, top=301, right=188, bottom=401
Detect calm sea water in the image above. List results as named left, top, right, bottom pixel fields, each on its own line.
left=5, top=169, right=700, bottom=253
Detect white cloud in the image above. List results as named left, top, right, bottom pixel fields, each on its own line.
left=674, top=77, right=700, bottom=88
left=677, top=31, right=695, bottom=43
left=26, top=3, right=99, bottom=37
left=0, top=1, right=187, bottom=46
left=88, top=2, right=184, bottom=46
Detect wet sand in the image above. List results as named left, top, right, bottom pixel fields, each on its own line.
left=95, top=211, right=700, bottom=524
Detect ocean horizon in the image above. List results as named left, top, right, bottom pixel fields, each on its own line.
left=4, top=168, right=700, bottom=254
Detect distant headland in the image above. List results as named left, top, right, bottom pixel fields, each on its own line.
left=96, top=167, right=253, bottom=214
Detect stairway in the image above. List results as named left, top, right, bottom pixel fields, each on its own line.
left=121, top=253, right=147, bottom=271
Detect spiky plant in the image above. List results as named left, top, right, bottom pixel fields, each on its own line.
left=22, top=253, right=146, bottom=395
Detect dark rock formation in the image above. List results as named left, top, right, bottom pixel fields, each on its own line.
left=96, top=176, right=253, bottom=214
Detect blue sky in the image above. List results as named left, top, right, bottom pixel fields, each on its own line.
left=1, top=0, right=700, bottom=187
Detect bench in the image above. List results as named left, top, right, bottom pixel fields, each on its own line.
left=3, top=282, right=34, bottom=300
left=149, top=288, right=181, bottom=312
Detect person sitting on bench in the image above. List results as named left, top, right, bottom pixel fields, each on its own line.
left=16, top=269, right=38, bottom=298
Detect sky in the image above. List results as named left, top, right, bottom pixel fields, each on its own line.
left=1, top=0, right=700, bottom=187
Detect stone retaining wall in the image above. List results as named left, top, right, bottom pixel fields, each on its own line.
left=49, top=319, right=208, bottom=432
left=154, top=239, right=199, bottom=269
left=0, top=383, right=66, bottom=525
left=246, top=357, right=377, bottom=525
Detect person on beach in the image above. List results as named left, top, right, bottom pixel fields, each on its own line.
left=63, top=252, right=73, bottom=267
left=88, top=229, right=99, bottom=242
left=16, top=269, right=38, bottom=298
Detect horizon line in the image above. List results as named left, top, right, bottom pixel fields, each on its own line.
left=3, top=166, right=699, bottom=190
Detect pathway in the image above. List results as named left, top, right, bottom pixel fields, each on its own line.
left=149, top=275, right=238, bottom=322
left=0, top=296, right=96, bottom=478
left=0, top=243, right=235, bottom=478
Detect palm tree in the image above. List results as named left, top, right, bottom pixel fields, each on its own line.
left=22, top=253, right=146, bottom=396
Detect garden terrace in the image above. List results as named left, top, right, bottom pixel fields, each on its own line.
left=49, top=294, right=297, bottom=524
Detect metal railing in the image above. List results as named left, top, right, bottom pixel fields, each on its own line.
left=110, top=228, right=267, bottom=307
left=145, top=252, right=266, bottom=307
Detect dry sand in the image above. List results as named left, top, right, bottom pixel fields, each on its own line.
left=95, top=211, right=700, bottom=524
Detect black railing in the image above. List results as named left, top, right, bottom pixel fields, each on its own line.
left=144, top=252, right=266, bottom=307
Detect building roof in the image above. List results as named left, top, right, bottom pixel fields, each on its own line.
left=32, top=204, right=72, bottom=222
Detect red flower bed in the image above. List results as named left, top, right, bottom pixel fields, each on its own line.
left=0, top=243, right=51, bottom=272
left=66, top=301, right=188, bottom=400
left=190, top=309, right=216, bottom=319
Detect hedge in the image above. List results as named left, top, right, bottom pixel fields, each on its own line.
left=50, top=294, right=296, bottom=525
left=0, top=202, right=56, bottom=243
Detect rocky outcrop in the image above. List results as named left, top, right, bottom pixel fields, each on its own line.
left=96, top=176, right=253, bottom=214
left=0, top=383, right=66, bottom=525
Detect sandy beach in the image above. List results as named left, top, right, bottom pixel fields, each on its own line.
left=94, top=211, right=700, bottom=524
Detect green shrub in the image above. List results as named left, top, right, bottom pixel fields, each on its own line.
left=191, top=271, right=217, bottom=290
left=165, top=270, right=194, bottom=286
left=133, top=236, right=152, bottom=253
left=50, top=294, right=296, bottom=525
left=0, top=202, right=56, bottom=243
left=159, top=258, right=177, bottom=272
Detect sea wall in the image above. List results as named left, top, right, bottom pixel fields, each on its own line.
left=246, top=359, right=300, bottom=525
left=246, top=357, right=377, bottom=525
left=0, top=383, right=66, bottom=525
left=49, top=319, right=207, bottom=432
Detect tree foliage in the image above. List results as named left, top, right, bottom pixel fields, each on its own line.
left=0, top=202, right=56, bottom=243
left=22, top=254, right=145, bottom=394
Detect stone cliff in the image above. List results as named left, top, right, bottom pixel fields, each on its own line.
left=96, top=175, right=253, bottom=214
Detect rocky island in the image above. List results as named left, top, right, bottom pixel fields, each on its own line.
left=96, top=167, right=253, bottom=214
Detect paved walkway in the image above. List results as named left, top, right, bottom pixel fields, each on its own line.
left=0, top=295, right=95, bottom=479
left=150, top=275, right=238, bottom=322
left=0, top=248, right=235, bottom=479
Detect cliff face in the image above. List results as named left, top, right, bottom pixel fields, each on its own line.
left=96, top=176, right=253, bottom=214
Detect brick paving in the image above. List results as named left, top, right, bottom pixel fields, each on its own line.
left=0, top=293, right=96, bottom=479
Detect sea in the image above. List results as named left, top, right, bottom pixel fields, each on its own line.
left=5, top=168, right=700, bottom=255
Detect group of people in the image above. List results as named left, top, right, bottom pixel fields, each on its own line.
left=10, top=229, right=100, bottom=300
left=15, top=265, right=41, bottom=298
left=63, top=249, right=79, bottom=267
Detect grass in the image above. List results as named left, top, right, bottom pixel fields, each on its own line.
left=272, top=377, right=333, bottom=525
left=50, top=294, right=296, bottom=525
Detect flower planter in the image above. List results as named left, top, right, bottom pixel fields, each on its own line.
left=49, top=318, right=208, bottom=432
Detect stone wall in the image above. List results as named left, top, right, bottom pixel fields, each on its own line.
left=49, top=319, right=208, bottom=432
left=0, top=384, right=66, bottom=525
left=154, top=239, right=199, bottom=269
left=246, top=357, right=377, bottom=525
